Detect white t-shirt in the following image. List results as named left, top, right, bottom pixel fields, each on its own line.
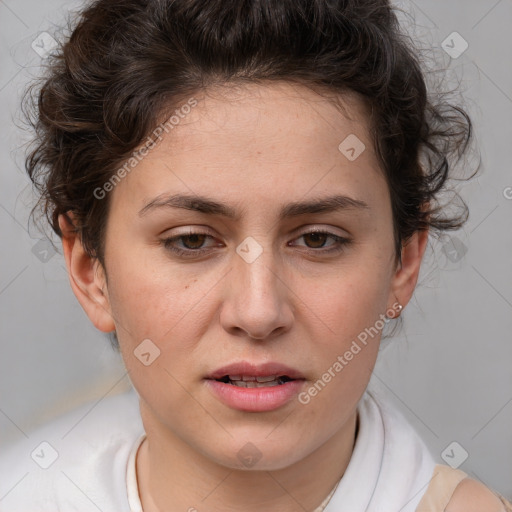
left=0, top=381, right=437, bottom=512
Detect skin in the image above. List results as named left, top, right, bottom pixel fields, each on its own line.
left=57, top=82, right=503, bottom=511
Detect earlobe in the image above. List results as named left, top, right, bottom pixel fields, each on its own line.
left=58, top=213, right=116, bottom=333
left=388, top=229, right=429, bottom=311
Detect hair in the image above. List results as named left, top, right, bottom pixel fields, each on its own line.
left=24, top=0, right=473, bottom=347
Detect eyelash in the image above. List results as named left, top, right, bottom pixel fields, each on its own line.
left=160, top=229, right=351, bottom=258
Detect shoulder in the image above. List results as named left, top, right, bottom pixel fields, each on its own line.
left=0, top=388, right=143, bottom=511
left=446, top=477, right=507, bottom=512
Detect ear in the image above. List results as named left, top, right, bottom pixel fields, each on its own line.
left=58, top=213, right=115, bottom=333
left=388, top=229, right=429, bottom=311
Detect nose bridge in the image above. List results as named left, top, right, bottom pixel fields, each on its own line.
left=223, top=235, right=292, bottom=339
left=236, top=236, right=280, bottom=304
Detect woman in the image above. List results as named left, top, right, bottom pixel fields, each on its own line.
left=2, top=0, right=510, bottom=510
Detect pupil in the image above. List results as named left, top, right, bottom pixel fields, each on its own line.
left=183, top=234, right=205, bottom=249
left=305, top=233, right=326, bottom=248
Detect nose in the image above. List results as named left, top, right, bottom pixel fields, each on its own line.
left=219, top=242, right=294, bottom=341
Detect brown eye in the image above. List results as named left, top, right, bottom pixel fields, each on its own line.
left=302, top=232, right=329, bottom=249
left=290, top=230, right=351, bottom=254
left=180, top=234, right=207, bottom=249
left=161, top=231, right=218, bottom=258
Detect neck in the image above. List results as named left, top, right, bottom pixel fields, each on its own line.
left=136, top=403, right=358, bottom=512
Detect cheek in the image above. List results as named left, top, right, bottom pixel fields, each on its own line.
left=105, top=243, right=201, bottom=340
left=299, top=250, right=394, bottom=403
left=104, top=249, right=221, bottom=398
left=106, top=260, right=206, bottom=409
left=296, top=274, right=390, bottom=423
left=306, top=259, right=393, bottom=343
left=304, top=283, right=385, bottom=382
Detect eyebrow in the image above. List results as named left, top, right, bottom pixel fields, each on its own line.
left=138, top=193, right=369, bottom=220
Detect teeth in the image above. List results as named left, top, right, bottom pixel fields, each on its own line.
left=227, top=374, right=281, bottom=382
left=223, top=374, right=292, bottom=387
left=256, top=375, right=279, bottom=382
left=230, top=380, right=281, bottom=388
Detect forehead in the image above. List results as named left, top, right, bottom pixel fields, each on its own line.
left=109, top=81, right=386, bottom=216
left=163, top=82, right=372, bottom=156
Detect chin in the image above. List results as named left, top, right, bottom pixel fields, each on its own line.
left=202, top=434, right=308, bottom=472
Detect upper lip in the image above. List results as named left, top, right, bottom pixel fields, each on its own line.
left=207, top=361, right=305, bottom=380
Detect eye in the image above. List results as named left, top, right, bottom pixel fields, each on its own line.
left=290, top=229, right=351, bottom=253
left=161, top=231, right=219, bottom=258
left=160, top=228, right=351, bottom=259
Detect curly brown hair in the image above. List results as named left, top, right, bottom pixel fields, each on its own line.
left=25, top=0, right=472, bottom=267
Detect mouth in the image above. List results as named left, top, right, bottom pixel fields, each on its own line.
left=205, top=362, right=305, bottom=412
left=214, top=374, right=295, bottom=387
left=206, top=361, right=304, bottom=384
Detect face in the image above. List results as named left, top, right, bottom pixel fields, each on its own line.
left=63, top=82, right=424, bottom=471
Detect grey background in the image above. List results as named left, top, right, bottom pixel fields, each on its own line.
left=1, top=0, right=511, bottom=500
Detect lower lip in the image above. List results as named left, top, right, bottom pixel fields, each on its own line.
left=205, top=379, right=305, bottom=412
